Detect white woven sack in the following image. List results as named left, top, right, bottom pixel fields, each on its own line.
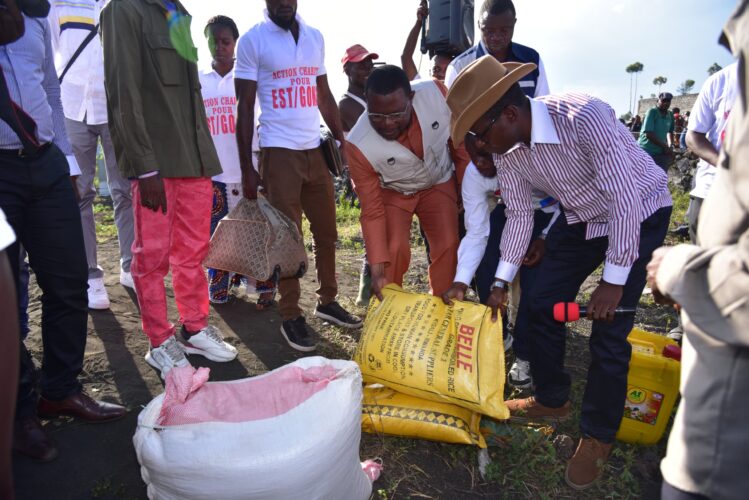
left=133, top=358, right=372, bottom=500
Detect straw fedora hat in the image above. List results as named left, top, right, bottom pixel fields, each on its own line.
left=446, top=55, right=537, bottom=144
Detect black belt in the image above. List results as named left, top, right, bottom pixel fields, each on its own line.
left=0, top=142, right=52, bottom=158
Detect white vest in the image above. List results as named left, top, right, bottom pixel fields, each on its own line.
left=348, top=80, right=454, bottom=195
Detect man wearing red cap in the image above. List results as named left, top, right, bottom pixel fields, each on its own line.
left=338, top=44, right=379, bottom=306
left=339, top=44, right=379, bottom=132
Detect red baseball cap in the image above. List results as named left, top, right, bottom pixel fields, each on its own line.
left=341, top=44, right=379, bottom=66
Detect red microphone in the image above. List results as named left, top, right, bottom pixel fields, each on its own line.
left=553, top=302, right=637, bottom=322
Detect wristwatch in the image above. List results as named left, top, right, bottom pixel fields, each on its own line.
left=490, top=279, right=509, bottom=291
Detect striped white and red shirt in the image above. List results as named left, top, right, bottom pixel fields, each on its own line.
left=495, top=93, right=672, bottom=285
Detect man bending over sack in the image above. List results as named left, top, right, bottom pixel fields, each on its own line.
left=445, top=56, right=672, bottom=489
left=347, top=65, right=469, bottom=299
left=444, top=140, right=559, bottom=390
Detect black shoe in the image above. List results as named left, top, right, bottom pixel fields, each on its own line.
left=281, top=317, right=317, bottom=352
left=314, top=301, right=363, bottom=329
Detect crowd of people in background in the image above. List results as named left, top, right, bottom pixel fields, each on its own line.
left=1, top=0, right=747, bottom=499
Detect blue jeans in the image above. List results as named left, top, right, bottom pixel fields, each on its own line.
left=525, top=207, right=671, bottom=442
left=474, top=204, right=554, bottom=359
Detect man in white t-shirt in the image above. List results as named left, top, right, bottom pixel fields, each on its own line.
left=666, top=64, right=739, bottom=343
left=200, top=15, right=276, bottom=309
left=686, top=63, right=738, bottom=242
left=235, top=0, right=361, bottom=352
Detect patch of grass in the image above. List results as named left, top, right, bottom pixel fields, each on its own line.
left=301, top=198, right=364, bottom=251
left=93, top=197, right=117, bottom=243
left=484, top=428, right=566, bottom=499
left=669, top=184, right=690, bottom=230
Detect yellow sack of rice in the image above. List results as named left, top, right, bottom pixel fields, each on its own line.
left=362, top=385, right=487, bottom=448
left=355, top=285, right=508, bottom=420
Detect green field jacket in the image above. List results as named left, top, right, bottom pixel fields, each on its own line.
left=101, top=0, right=221, bottom=179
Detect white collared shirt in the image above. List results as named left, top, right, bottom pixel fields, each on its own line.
left=47, top=0, right=108, bottom=125
left=234, top=9, right=327, bottom=151
left=494, top=94, right=671, bottom=285
left=455, top=162, right=559, bottom=285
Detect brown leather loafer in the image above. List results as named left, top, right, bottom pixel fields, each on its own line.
left=565, top=436, right=613, bottom=490
left=505, top=396, right=571, bottom=423
left=37, top=392, right=127, bottom=423
left=13, top=417, right=58, bottom=462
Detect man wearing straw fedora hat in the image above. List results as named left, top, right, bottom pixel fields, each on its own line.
left=444, top=55, right=673, bottom=489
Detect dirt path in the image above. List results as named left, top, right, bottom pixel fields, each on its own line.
left=13, top=238, right=671, bottom=499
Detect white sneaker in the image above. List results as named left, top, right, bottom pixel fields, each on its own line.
left=503, top=332, right=514, bottom=353
left=145, top=336, right=190, bottom=380
left=508, top=358, right=533, bottom=390
left=120, top=270, right=135, bottom=290
left=87, top=277, right=110, bottom=309
left=183, top=325, right=238, bottom=362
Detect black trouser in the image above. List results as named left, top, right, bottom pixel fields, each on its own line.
left=525, top=207, right=671, bottom=442
left=0, top=144, right=87, bottom=418
left=648, top=152, right=672, bottom=173
left=474, top=204, right=553, bottom=358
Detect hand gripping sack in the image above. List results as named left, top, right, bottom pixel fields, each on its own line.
left=362, top=385, right=487, bottom=448
left=133, top=358, right=378, bottom=500
left=203, top=196, right=307, bottom=282
left=355, top=285, right=509, bottom=420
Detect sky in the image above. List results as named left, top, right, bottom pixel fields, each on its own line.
left=182, top=0, right=737, bottom=117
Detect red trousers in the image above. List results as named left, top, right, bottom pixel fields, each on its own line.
left=131, top=178, right=212, bottom=347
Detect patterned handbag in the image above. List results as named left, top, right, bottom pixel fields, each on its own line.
left=203, top=197, right=308, bottom=283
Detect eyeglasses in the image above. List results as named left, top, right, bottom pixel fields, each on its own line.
left=368, top=101, right=411, bottom=123
left=467, top=114, right=499, bottom=143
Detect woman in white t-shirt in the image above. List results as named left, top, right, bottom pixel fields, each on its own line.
left=200, top=15, right=275, bottom=308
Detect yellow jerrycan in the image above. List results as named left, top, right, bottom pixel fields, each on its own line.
left=616, top=328, right=681, bottom=445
